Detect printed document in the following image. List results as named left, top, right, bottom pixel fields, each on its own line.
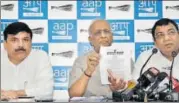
left=100, top=45, right=132, bottom=84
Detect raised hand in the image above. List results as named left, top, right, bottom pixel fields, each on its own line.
left=107, top=69, right=126, bottom=91
left=85, top=51, right=100, bottom=77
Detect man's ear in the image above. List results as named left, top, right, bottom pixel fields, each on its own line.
left=3, top=41, right=7, bottom=50
left=88, top=36, right=91, bottom=42
left=154, top=41, right=158, bottom=48
left=88, top=36, right=93, bottom=46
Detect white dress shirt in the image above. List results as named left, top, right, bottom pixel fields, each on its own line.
left=132, top=48, right=179, bottom=82
left=1, top=49, right=54, bottom=100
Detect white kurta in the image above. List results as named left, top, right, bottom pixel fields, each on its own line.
left=1, top=49, right=54, bottom=100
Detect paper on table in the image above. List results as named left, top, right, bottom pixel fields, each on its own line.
left=99, top=46, right=132, bottom=84
left=70, top=96, right=105, bottom=102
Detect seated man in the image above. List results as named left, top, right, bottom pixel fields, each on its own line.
left=1, top=22, right=54, bottom=100
left=132, top=18, right=179, bottom=82
left=68, top=19, right=129, bottom=98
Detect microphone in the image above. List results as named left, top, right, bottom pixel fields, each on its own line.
left=147, top=72, right=168, bottom=96
left=174, top=85, right=179, bottom=93
left=139, top=48, right=158, bottom=77
left=157, top=83, right=169, bottom=93
left=150, top=76, right=179, bottom=97
left=133, top=67, right=160, bottom=101
left=149, top=76, right=170, bottom=97
left=113, top=67, right=159, bottom=102
left=150, top=83, right=169, bottom=98
left=169, top=51, right=178, bottom=92
left=113, top=67, right=160, bottom=102
left=173, top=78, right=179, bottom=92
left=119, top=80, right=137, bottom=101
left=137, top=67, right=160, bottom=89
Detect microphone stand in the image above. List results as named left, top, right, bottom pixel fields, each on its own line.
left=138, top=48, right=158, bottom=101
left=139, top=48, right=158, bottom=77
left=164, top=51, right=178, bottom=102
left=169, top=51, right=177, bottom=92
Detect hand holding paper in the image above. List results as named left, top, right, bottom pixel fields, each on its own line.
left=85, top=51, right=100, bottom=77
left=99, top=45, right=132, bottom=84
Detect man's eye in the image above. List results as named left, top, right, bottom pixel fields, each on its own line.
left=95, top=31, right=101, bottom=35
left=104, top=30, right=111, bottom=33
left=24, top=39, right=30, bottom=41
left=11, top=39, right=17, bottom=42
left=168, top=31, right=176, bottom=35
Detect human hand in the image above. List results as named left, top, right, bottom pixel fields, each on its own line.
left=107, top=69, right=126, bottom=91
left=85, top=51, right=100, bottom=77
left=1, top=90, right=19, bottom=100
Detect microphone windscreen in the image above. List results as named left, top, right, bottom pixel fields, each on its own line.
left=137, top=67, right=160, bottom=89
left=174, top=85, right=179, bottom=92
left=152, top=48, right=158, bottom=54
left=158, top=76, right=179, bottom=89
left=148, top=67, right=160, bottom=76
left=172, top=51, right=177, bottom=57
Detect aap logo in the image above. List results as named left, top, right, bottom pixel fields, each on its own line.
left=48, top=20, right=77, bottom=43
left=135, top=0, right=162, bottom=19
left=135, top=42, right=154, bottom=60
left=19, top=0, right=47, bottom=19
left=53, top=66, right=70, bottom=83
left=108, top=20, right=134, bottom=43
left=77, top=0, right=105, bottom=19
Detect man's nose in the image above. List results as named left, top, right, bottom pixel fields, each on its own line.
left=163, top=34, right=170, bottom=41
left=18, top=40, right=24, bottom=46
left=101, top=31, right=107, bottom=37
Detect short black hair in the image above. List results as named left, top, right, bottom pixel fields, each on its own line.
left=3, top=22, right=33, bottom=41
left=151, top=18, right=179, bottom=41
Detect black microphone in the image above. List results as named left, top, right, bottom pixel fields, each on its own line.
left=134, top=67, right=160, bottom=101
left=139, top=48, right=158, bottom=77
left=152, top=83, right=169, bottom=100
left=147, top=72, right=168, bottom=96
left=137, top=67, right=160, bottom=89
left=154, top=83, right=169, bottom=94
left=149, top=75, right=171, bottom=97
left=169, top=51, right=178, bottom=92
left=151, top=76, right=179, bottom=97
left=114, top=67, right=159, bottom=102
left=117, top=80, right=137, bottom=101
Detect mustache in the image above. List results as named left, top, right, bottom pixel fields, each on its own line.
left=15, top=48, right=26, bottom=52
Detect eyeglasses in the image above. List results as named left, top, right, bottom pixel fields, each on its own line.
left=155, top=30, right=178, bottom=40
left=93, top=29, right=112, bottom=37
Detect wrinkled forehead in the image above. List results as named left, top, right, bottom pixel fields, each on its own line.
left=90, top=20, right=111, bottom=32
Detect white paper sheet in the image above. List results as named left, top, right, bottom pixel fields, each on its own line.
left=70, top=96, right=105, bottom=102
left=100, top=45, right=132, bottom=84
